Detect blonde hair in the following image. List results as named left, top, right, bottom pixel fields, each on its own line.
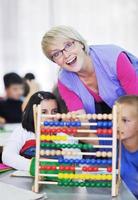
left=41, top=25, right=89, bottom=60
left=116, top=95, right=138, bottom=115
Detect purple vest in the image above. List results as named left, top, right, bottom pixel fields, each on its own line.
left=59, top=44, right=138, bottom=113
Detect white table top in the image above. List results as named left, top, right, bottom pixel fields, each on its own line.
left=0, top=170, right=136, bottom=200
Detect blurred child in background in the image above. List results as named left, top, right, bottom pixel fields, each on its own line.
left=0, top=72, right=24, bottom=124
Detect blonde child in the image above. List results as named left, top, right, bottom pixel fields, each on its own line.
left=116, top=95, right=138, bottom=199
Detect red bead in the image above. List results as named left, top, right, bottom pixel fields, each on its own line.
left=97, top=129, right=102, bottom=134
left=65, top=166, right=70, bottom=171
left=108, top=129, right=112, bottom=134
left=93, top=167, right=98, bottom=171
left=59, top=166, right=65, bottom=171
left=51, top=166, right=56, bottom=170
left=82, top=166, right=88, bottom=171
left=107, top=167, right=112, bottom=172
left=57, top=128, right=61, bottom=133
left=70, top=166, right=75, bottom=171
left=41, top=128, right=45, bottom=133
left=88, top=166, right=92, bottom=172
left=102, top=129, right=107, bottom=134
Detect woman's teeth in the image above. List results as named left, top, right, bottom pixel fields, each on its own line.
left=66, top=57, right=76, bottom=65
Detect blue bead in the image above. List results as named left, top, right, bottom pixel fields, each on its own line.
left=66, top=121, right=71, bottom=127
left=44, top=121, right=49, bottom=126
left=108, top=121, right=112, bottom=128
left=97, top=121, right=103, bottom=128
left=54, top=121, right=59, bottom=126
left=71, top=121, right=76, bottom=127
left=86, top=159, right=91, bottom=164
left=101, top=159, right=107, bottom=164
left=69, top=159, right=74, bottom=164
left=76, top=121, right=81, bottom=127
left=64, top=159, right=69, bottom=164
left=80, top=159, right=85, bottom=164
left=75, top=159, right=80, bottom=164
left=58, top=158, right=64, bottom=163
left=103, top=121, right=108, bottom=128
left=96, top=159, right=101, bottom=164
left=49, top=121, right=54, bottom=126
left=91, top=159, right=96, bottom=164
left=59, top=121, right=64, bottom=126
left=107, top=159, right=112, bottom=164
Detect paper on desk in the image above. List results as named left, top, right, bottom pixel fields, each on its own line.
left=11, top=170, right=32, bottom=177
left=0, top=181, right=47, bottom=200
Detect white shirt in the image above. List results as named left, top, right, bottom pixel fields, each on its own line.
left=2, top=125, right=35, bottom=171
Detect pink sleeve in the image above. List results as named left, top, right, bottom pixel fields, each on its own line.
left=117, top=52, right=138, bottom=94
left=58, top=80, right=83, bottom=111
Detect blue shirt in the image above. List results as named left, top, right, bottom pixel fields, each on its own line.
left=121, top=144, right=138, bottom=199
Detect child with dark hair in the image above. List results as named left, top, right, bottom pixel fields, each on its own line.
left=0, top=72, right=24, bottom=123
left=2, top=91, right=81, bottom=171
left=116, top=95, right=138, bottom=199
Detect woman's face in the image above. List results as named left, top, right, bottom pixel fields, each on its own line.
left=118, top=103, right=138, bottom=141
left=48, top=38, right=87, bottom=73
left=40, top=99, right=58, bottom=120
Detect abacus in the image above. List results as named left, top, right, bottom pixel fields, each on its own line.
left=33, top=105, right=121, bottom=197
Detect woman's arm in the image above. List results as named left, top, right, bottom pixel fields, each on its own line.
left=117, top=52, right=138, bottom=94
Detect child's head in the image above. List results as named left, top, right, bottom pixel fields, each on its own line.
left=3, top=72, right=23, bottom=100
left=116, top=95, right=138, bottom=142
left=22, top=91, right=60, bottom=133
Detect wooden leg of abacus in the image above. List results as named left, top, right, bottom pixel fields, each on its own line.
left=34, top=105, right=41, bottom=193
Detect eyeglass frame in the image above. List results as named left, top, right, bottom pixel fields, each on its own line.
left=50, top=40, right=76, bottom=62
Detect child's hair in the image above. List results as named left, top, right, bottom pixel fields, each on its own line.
left=22, top=91, right=60, bottom=133
left=3, top=72, right=23, bottom=89
left=24, top=73, right=35, bottom=80
left=116, top=95, right=138, bottom=114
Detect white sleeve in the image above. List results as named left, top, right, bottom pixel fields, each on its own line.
left=2, top=126, right=34, bottom=171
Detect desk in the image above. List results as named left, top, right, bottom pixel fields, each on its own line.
left=0, top=171, right=136, bottom=200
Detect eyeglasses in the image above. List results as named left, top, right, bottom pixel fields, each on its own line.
left=51, top=41, right=75, bottom=61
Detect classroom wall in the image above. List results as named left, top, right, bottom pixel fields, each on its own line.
left=0, top=0, right=138, bottom=95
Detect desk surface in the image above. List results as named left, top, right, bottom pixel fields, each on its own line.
left=0, top=171, right=136, bottom=200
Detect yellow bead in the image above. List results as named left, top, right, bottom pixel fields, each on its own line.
left=70, top=174, right=75, bottom=179
left=101, top=174, right=106, bottom=180
left=96, top=174, right=102, bottom=180
left=107, top=174, right=112, bottom=180
left=58, top=173, right=63, bottom=179
left=46, top=135, right=51, bottom=141
left=40, top=135, right=45, bottom=141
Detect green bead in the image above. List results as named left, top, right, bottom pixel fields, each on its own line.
left=85, top=182, right=91, bottom=187
left=67, top=144, right=71, bottom=148
left=80, top=182, right=85, bottom=187
left=74, top=182, right=79, bottom=187
left=58, top=181, right=62, bottom=186
left=72, top=144, right=77, bottom=148
left=63, top=181, right=69, bottom=187
left=62, top=144, right=66, bottom=148
left=78, top=143, right=83, bottom=148
left=96, top=182, right=101, bottom=188
left=51, top=143, right=56, bottom=148
left=107, top=182, right=112, bottom=188
left=46, top=143, right=50, bottom=148
left=69, top=181, right=74, bottom=186
left=83, top=144, right=89, bottom=149
left=101, top=182, right=106, bottom=187
left=88, top=144, right=93, bottom=149
left=90, top=182, right=95, bottom=187
left=56, top=143, right=61, bottom=148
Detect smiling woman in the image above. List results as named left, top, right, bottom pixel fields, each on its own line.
left=41, top=25, right=138, bottom=115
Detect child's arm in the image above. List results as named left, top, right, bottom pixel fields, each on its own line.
left=2, top=127, right=34, bottom=171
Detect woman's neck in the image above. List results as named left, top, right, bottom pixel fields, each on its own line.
left=123, top=135, right=138, bottom=152
left=78, top=55, right=94, bottom=78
